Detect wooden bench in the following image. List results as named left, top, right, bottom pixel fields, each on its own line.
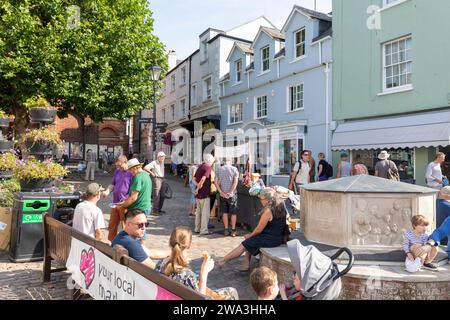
left=43, top=214, right=207, bottom=300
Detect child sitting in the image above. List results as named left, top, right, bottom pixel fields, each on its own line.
left=279, top=271, right=303, bottom=300
left=250, top=267, right=280, bottom=300
left=403, top=214, right=438, bottom=271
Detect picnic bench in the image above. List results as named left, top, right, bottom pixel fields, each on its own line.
left=43, top=214, right=207, bottom=300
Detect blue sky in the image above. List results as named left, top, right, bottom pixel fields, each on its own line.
left=149, top=0, right=332, bottom=60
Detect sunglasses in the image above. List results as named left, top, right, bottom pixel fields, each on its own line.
left=131, top=222, right=147, bottom=229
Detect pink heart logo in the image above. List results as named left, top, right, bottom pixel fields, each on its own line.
left=80, top=248, right=95, bottom=289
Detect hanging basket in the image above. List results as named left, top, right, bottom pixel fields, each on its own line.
left=0, top=118, right=10, bottom=128
left=19, top=178, right=54, bottom=192
left=29, top=108, right=57, bottom=124
left=0, top=140, right=14, bottom=153
left=26, top=140, right=55, bottom=156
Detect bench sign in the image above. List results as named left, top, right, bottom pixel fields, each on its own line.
left=66, top=238, right=181, bottom=300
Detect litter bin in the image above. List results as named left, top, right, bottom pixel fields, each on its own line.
left=9, top=192, right=80, bottom=262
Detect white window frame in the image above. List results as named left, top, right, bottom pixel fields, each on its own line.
left=261, top=46, right=270, bottom=72
left=181, top=67, right=186, bottom=85
left=235, top=59, right=242, bottom=84
left=382, top=35, right=412, bottom=93
left=180, top=99, right=186, bottom=118
left=294, top=28, right=306, bottom=59
left=201, top=40, right=208, bottom=61
left=171, top=75, right=176, bottom=91
left=382, top=0, right=410, bottom=10
left=228, top=103, right=243, bottom=124
left=287, top=83, right=304, bottom=112
left=255, top=95, right=268, bottom=119
left=191, top=84, right=197, bottom=106
left=170, top=104, right=175, bottom=121
left=203, top=77, right=212, bottom=101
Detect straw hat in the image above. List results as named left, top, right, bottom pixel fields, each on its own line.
left=378, top=150, right=390, bottom=160
left=127, top=158, right=143, bottom=169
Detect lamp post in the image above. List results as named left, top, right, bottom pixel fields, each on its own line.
left=150, top=65, right=163, bottom=160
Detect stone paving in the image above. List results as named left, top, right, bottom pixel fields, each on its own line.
left=0, top=172, right=258, bottom=300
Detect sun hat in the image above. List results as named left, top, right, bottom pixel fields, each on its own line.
left=157, top=151, right=166, bottom=157
left=127, top=158, right=143, bottom=169
left=378, top=150, right=390, bottom=160
left=85, top=183, right=105, bottom=196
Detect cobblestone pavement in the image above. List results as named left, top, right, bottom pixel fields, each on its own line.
left=0, top=173, right=258, bottom=300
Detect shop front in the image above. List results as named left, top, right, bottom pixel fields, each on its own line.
left=331, top=109, right=450, bottom=187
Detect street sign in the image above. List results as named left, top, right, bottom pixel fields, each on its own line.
left=138, top=118, right=152, bottom=124
left=156, top=122, right=168, bottom=129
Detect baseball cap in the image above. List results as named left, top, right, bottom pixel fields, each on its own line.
left=157, top=151, right=166, bottom=157
left=85, top=183, right=105, bottom=196
left=127, top=158, right=143, bottom=169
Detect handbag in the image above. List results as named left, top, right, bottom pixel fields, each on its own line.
left=162, top=181, right=173, bottom=199
left=387, top=160, right=400, bottom=181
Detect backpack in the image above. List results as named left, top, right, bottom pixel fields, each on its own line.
left=387, top=160, right=400, bottom=181
left=324, top=161, right=333, bottom=177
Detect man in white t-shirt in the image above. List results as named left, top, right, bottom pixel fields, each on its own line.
left=144, top=151, right=166, bottom=215
left=73, top=183, right=107, bottom=242
left=426, top=152, right=446, bottom=190
left=289, top=150, right=311, bottom=194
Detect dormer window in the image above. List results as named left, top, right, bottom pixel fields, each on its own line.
left=295, top=28, right=306, bottom=58
left=235, top=59, right=242, bottom=83
left=261, top=46, right=270, bottom=72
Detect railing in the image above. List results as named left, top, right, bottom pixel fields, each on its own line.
left=43, top=214, right=207, bottom=300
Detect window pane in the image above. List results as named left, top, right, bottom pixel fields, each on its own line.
left=392, top=52, right=398, bottom=64
left=406, top=38, right=412, bottom=50
left=400, top=63, right=407, bottom=75
left=392, top=42, right=399, bottom=53
left=386, top=77, right=393, bottom=88
left=405, top=49, right=412, bottom=60
left=406, top=73, right=412, bottom=84
left=400, top=74, right=406, bottom=86
left=386, top=66, right=393, bottom=77
left=393, top=76, right=399, bottom=87
left=386, top=54, right=392, bottom=66
left=399, top=50, right=405, bottom=62
left=399, top=40, right=405, bottom=51
left=386, top=44, right=391, bottom=54
left=407, top=62, right=412, bottom=73
left=393, top=65, right=399, bottom=76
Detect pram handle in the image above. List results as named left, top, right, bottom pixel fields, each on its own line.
left=330, top=247, right=354, bottom=280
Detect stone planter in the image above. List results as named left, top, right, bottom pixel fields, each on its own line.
left=28, top=108, right=57, bottom=124
left=0, top=171, right=13, bottom=180
left=26, top=140, right=55, bottom=156
left=0, top=118, right=10, bottom=128
left=19, top=179, right=54, bottom=192
left=0, top=140, right=14, bottom=153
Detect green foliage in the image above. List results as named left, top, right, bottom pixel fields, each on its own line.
left=0, top=0, right=167, bottom=124
left=23, top=95, right=53, bottom=109
left=0, top=152, right=18, bottom=172
left=13, top=159, right=68, bottom=181
left=0, top=178, right=20, bottom=208
left=0, top=110, right=6, bottom=117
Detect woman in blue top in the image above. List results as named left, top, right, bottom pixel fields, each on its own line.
left=218, top=188, right=288, bottom=272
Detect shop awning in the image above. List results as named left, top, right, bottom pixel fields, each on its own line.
left=332, top=109, right=450, bottom=151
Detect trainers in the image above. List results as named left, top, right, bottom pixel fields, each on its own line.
left=224, top=229, right=230, bottom=236
left=423, top=263, right=438, bottom=271
left=231, top=229, right=237, bottom=237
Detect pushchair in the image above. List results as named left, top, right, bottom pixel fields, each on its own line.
left=287, top=239, right=354, bottom=300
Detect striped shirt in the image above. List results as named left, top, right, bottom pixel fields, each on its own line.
left=402, top=230, right=429, bottom=253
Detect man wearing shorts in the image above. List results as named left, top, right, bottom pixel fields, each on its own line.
left=215, top=158, right=239, bottom=237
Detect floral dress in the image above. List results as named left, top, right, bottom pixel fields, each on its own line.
left=155, top=260, right=238, bottom=300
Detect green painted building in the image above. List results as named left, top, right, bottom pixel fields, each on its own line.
left=331, top=0, right=450, bottom=186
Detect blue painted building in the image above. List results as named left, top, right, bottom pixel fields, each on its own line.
left=219, top=5, right=333, bottom=187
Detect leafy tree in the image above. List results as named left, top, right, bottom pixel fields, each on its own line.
left=0, top=0, right=167, bottom=138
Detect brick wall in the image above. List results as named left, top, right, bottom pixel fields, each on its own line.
left=51, top=113, right=129, bottom=159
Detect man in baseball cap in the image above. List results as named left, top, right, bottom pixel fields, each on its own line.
left=72, top=183, right=108, bottom=242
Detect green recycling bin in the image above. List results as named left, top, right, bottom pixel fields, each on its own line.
left=9, top=192, right=80, bottom=262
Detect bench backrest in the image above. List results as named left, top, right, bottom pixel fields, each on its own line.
left=43, top=214, right=207, bottom=300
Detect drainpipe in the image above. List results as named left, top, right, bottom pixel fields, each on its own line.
left=325, top=62, right=330, bottom=160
